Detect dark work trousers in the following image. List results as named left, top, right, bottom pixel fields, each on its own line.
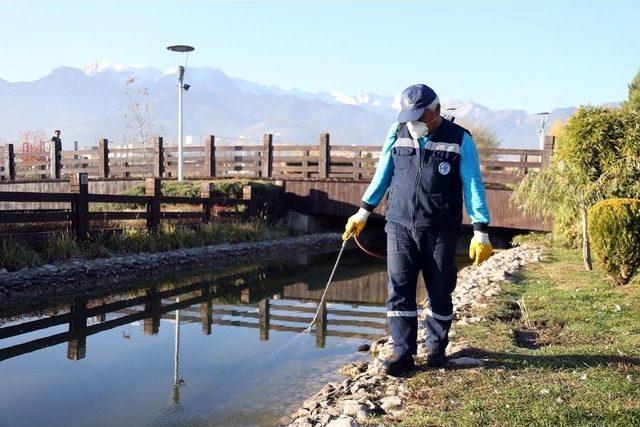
left=385, top=221, right=459, bottom=357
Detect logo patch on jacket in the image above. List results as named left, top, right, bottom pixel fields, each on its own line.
left=438, top=162, right=451, bottom=175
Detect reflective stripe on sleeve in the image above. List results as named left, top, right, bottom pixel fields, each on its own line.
left=424, top=307, right=453, bottom=321
left=387, top=310, right=418, bottom=317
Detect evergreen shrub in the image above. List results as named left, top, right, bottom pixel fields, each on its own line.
left=588, top=198, right=640, bottom=285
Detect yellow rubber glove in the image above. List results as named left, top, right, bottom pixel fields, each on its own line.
left=343, top=208, right=370, bottom=241
left=469, top=231, right=493, bottom=266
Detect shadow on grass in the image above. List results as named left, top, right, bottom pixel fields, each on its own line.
left=441, top=346, right=640, bottom=371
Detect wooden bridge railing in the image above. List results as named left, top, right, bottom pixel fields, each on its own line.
left=0, top=134, right=556, bottom=185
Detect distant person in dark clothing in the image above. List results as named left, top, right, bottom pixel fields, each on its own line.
left=51, top=130, right=62, bottom=146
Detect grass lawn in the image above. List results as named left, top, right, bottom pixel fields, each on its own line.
left=401, top=245, right=640, bottom=427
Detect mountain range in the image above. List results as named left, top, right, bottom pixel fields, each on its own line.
left=0, top=60, right=590, bottom=149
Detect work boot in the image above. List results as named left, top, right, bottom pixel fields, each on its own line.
left=380, top=354, right=415, bottom=376
left=425, top=351, right=447, bottom=368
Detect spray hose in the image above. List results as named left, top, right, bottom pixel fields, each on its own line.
left=353, top=235, right=386, bottom=260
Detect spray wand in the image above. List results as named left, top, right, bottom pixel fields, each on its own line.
left=303, top=233, right=386, bottom=333
left=303, top=237, right=350, bottom=333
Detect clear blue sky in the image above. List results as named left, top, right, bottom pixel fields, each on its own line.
left=1, top=0, right=639, bottom=111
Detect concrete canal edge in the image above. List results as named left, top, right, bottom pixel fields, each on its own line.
left=285, top=244, right=545, bottom=427
left=0, top=232, right=342, bottom=311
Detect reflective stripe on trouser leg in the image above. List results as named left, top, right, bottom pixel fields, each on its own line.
left=385, top=222, right=421, bottom=357
left=418, top=228, right=459, bottom=354
left=424, top=305, right=454, bottom=354
left=387, top=311, right=418, bottom=357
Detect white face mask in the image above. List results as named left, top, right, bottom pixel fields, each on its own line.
left=407, top=120, right=429, bottom=140
left=406, top=114, right=440, bottom=140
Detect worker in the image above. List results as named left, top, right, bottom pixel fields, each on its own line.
left=51, top=130, right=62, bottom=146
left=343, top=84, right=492, bottom=375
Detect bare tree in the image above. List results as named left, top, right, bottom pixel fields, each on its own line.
left=121, top=77, right=160, bottom=147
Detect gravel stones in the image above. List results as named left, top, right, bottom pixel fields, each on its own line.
left=356, top=344, right=370, bottom=352
left=379, top=396, right=402, bottom=412
left=341, top=400, right=365, bottom=416
left=326, top=416, right=359, bottom=427
left=339, top=361, right=368, bottom=378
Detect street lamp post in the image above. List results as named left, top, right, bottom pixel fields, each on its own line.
left=535, top=112, right=550, bottom=150
left=166, top=45, right=195, bottom=181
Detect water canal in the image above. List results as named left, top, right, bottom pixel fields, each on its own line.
left=0, top=245, right=469, bottom=427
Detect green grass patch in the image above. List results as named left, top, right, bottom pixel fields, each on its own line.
left=0, top=238, right=44, bottom=271
left=401, top=245, right=640, bottom=427
left=0, top=220, right=299, bottom=271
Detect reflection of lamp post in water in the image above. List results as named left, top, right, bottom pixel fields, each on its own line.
left=172, top=297, right=185, bottom=404
left=166, top=45, right=195, bottom=181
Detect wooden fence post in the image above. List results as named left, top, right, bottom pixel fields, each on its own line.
left=200, top=285, right=212, bottom=335
left=262, top=133, right=273, bottom=178
left=315, top=302, right=327, bottom=348
left=5, top=144, right=15, bottom=181
left=354, top=149, right=362, bottom=180
left=70, top=173, right=89, bottom=242
left=201, top=182, right=214, bottom=223
left=542, top=135, right=555, bottom=168
left=204, top=135, right=216, bottom=178
left=302, top=149, right=310, bottom=179
left=98, top=138, right=110, bottom=178
left=67, top=298, right=87, bottom=360
left=241, top=288, right=251, bottom=303
left=153, top=136, right=164, bottom=177
left=144, top=290, right=161, bottom=335
left=318, top=132, right=330, bottom=179
left=49, top=137, right=62, bottom=179
left=242, top=185, right=255, bottom=219
left=259, top=298, right=270, bottom=341
left=146, top=177, right=161, bottom=232
left=96, top=299, right=107, bottom=322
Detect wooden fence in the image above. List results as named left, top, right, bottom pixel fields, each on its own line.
left=0, top=134, right=556, bottom=185
left=0, top=173, right=255, bottom=241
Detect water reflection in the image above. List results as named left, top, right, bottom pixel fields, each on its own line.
left=0, top=251, right=393, bottom=363
left=0, top=249, right=466, bottom=426
left=173, top=298, right=185, bottom=404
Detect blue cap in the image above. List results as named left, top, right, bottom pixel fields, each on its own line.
left=397, top=84, right=438, bottom=123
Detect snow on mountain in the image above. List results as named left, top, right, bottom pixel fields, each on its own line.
left=0, top=62, right=590, bottom=149
left=82, top=60, right=130, bottom=76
